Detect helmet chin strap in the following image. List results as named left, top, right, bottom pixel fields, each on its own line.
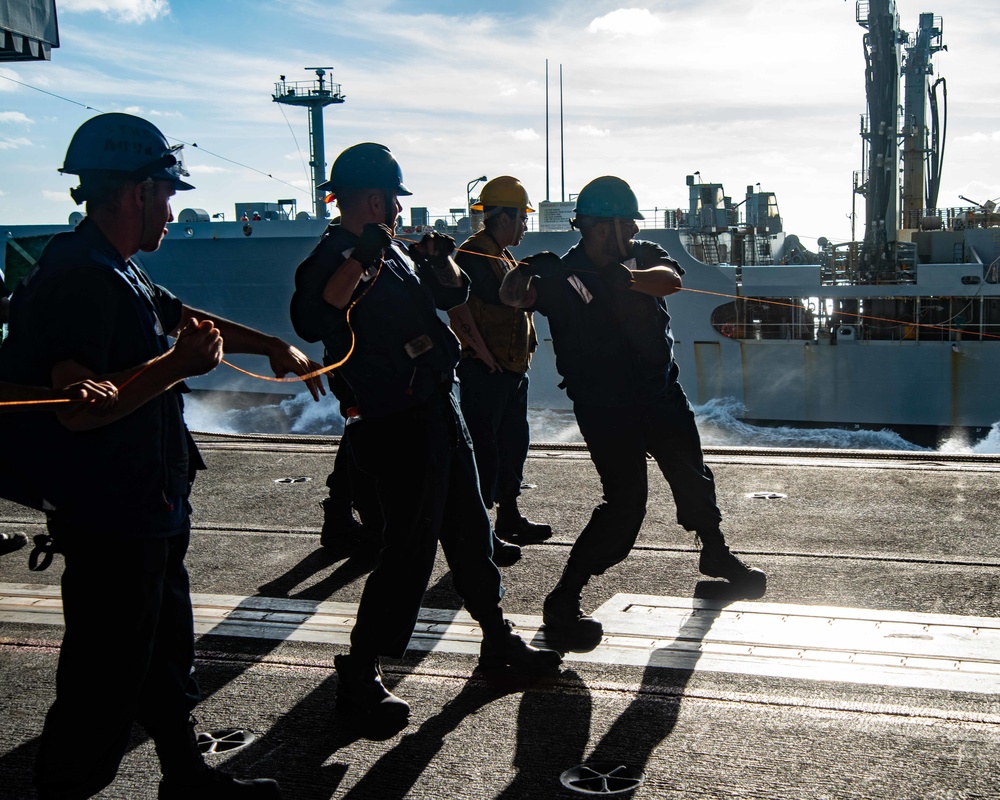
left=384, top=191, right=397, bottom=228
left=138, top=180, right=156, bottom=247
left=614, top=218, right=632, bottom=259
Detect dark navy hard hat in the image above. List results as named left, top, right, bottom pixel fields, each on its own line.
left=60, top=112, right=194, bottom=191
left=574, top=176, right=643, bottom=220
left=318, top=142, right=412, bottom=196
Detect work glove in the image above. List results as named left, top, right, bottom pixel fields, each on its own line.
left=410, top=232, right=456, bottom=262
left=410, top=232, right=463, bottom=287
left=353, top=223, right=393, bottom=270
left=517, top=251, right=562, bottom=277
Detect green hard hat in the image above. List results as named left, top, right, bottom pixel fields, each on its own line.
left=574, top=176, right=643, bottom=220
left=319, top=142, right=412, bottom=196
left=60, top=112, right=194, bottom=190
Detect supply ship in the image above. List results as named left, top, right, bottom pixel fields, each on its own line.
left=3, top=0, right=998, bottom=445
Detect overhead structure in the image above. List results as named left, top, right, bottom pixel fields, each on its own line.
left=857, top=0, right=902, bottom=273
left=272, top=67, right=345, bottom=219
left=0, top=0, right=59, bottom=61
left=856, top=0, right=947, bottom=274
left=900, top=12, right=946, bottom=227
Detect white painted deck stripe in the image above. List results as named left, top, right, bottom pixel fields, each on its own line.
left=2, top=582, right=997, bottom=694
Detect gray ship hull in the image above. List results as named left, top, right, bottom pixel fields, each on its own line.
left=5, top=220, right=1000, bottom=442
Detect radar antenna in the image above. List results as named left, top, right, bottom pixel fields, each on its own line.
left=273, top=67, right=345, bottom=219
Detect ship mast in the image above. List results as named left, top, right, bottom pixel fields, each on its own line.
left=272, top=67, right=346, bottom=219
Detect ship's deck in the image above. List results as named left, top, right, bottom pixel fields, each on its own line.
left=1, top=437, right=998, bottom=799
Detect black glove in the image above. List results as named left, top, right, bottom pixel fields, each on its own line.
left=420, top=232, right=458, bottom=258
left=518, top=251, right=562, bottom=277
left=410, top=232, right=457, bottom=262
left=353, top=223, right=393, bottom=269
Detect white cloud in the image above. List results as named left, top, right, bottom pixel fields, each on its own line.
left=188, top=165, right=233, bottom=175
left=43, top=190, right=72, bottom=202
left=956, top=131, right=1000, bottom=143
left=587, top=8, right=667, bottom=39
left=578, top=124, right=611, bottom=138
left=0, top=67, right=22, bottom=91
left=0, top=112, right=32, bottom=125
left=59, top=0, right=170, bottom=23
left=511, top=128, right=540, bottom=141
left=0, top=137, right=32, bottom=150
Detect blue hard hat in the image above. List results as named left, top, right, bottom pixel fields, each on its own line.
left=60, top=112, right=194, bottom=190
left=574, top=176, right=643, bottom=220
left=319, top=142, right=412, bottom=196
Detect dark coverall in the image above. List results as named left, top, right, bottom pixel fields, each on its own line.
left=454, top=229, right=537, bottom=509
left=322, top=366, right=383, bottom=534
left=527, top=239, right=722, bottom=577
left=290, top=225, right=506, bottom=658
left=0, top=219, right=203, bottom=799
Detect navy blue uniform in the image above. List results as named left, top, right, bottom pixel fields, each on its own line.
left=0, top=218, right=203, bottom=798
left=528, top=239, right=722, bottom=576
left=291, top=224, right=505, bottom=657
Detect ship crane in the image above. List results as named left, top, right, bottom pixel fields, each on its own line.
left=900, top=13, right=946, bottom=230
left=856, top=1, right=945, bottom=276
left=272, top=67, right=346, bottom=219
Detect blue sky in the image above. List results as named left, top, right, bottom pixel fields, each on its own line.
left=2, top=0, right=999, bottom=244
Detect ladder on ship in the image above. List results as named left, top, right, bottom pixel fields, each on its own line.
left=754, top=234, right=773, bottom=265
left=702, top=235, right=721, bottom=265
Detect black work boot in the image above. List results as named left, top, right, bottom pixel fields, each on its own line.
left=155, top=717, right=281, bottom=799
left=478, top=617, right=562, bottom=673
left=334, top=653, right=410, bottom=735
left=320, top=498, right=362, bottom=559
left=495, top=500, right=552, bottom=544
left=697, top=530, right=767, bottom=598
left=542, top=565, right=603, bottom=648
left=492, top=533, right=522, bottom=567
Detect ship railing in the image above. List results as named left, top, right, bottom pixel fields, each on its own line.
left=272, top=78, right=344, bottom=100
left=904, top=206, right=1000, bottom=235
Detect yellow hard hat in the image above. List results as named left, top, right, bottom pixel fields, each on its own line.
left=471, top=176, right=535, bottom=212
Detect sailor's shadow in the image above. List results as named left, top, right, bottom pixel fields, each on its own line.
left=195, top=568, right=481, bottom=795
left=498, top=580, right=736, bottom=797
left=336, top=674, right=527, bottom=800
left=203, top=669, right=356, bottom=800
left=494, top=668, right=593, bottom=800
left=256, top=544, right=378, bottom=601
left=0, top=545, right=369, bottom=799
left=587, top=581, right=734, bottom=772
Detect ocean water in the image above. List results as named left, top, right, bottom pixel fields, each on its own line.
left=183, top=392, right=1000, bottom=455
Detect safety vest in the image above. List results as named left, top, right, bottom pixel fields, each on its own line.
left=458, top=230, right=537, bottom=373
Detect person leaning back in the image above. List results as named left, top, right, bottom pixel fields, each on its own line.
left=290, top=142, right=560, bottom=736
left=0, top=112, right=326, bottom=800
left=500, top=175, right=767, bottom=648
